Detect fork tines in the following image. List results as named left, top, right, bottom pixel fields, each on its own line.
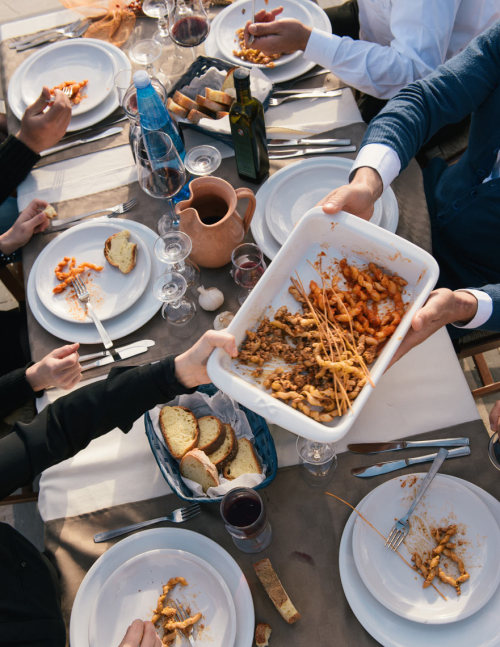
left=181, top=503, right=201, bottom=521
left=385, top=526, right=406, bottom=551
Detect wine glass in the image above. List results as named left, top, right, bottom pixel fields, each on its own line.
left=142, top=0, right=170, bottom=44
left=153, top=230, right=200, bottom=287
left=134, top=130, right=187, bottom=235
left=129, top=38, right=163, bottom=77
left=231, top=242, right=267, bottom=304
left=168, top=0, right=210, bottom=66
left=153, top=270, right=196, bottom=325
left=296, top=437, right=338, bottom=486
left=184, top=145, right=222, bottom=177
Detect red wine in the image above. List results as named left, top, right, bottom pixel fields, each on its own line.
left=234, top=258, right=265, bottom=289
left=171, top=16, right=209, bottom=47
left=225, top=495, right=261, bottom=527
left=191, top=194, right=227, bottom=225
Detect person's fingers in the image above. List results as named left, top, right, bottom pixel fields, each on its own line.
left=489, top=400, right=500, bottom=433
left=45, top=90, right=72, bottom=126
left=141, top=621, right=161, bottom=647
left=248, top=21, right=280, bottom=37
left=118, top=619, right=145, bottom=647
left=204, top=330, right=238, bottom=357
left=52, top=343, right=80, bottom=360
left=25, top=86, right=52, bottom=116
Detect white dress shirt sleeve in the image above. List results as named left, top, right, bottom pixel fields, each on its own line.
left=349, top=144, right=401, bottom=190
left=304, top=0, right=462, bottom=99
left=452, top=290, right=494, bottom=329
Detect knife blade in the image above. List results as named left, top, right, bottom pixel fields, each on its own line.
left=81, top=344, right=152, bottom=371
left=79, top=340, right=155, bottom=363
left=348, top=438, right=470, bottom=454
left=269, top=145, right=357, bottom=159
left=40, top=126, right=123, bottom=157
left=268, top=137, right=351, bottom=147
left=351, top=446, right=471, bottom=478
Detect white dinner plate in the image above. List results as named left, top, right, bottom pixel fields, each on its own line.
left=264, top=156, right=383, bottom=245
left=251, top=157, right=398, bottom=259
left=205, top=0, right=332, bottom=84
left=212, top=0, right=311, bottom=69
left=8, top=38, right=130, bottom=132
left=20, top=39, right=116, bottom=116
left=34, top=222, right=151, bottom=323
left=89, top=548, right=236, bottom=647
left=339, top=475, right=500, bottom=647
left=70, top=528, right=254, bottom=647
left=27, top=219, right=162, bottom=344
left=352, top=474, right=500, bottom=624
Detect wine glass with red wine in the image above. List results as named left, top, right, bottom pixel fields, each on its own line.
left=134, top=130, right=187, bottom=235
left=231, top=242, right=267, bottom=304
left=168, top=0, right=210, bottom=64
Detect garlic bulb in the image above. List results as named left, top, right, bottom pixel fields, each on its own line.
left=197, top=285, right=224, bottom=311
left=213, top=310, right=234, bottom=330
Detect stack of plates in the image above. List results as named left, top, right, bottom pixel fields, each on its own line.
left=70, top=528, right=254, bottom=647
left=339, top=474, right=500, bottom=646
left=27, top=220, right=162, bottom=344
left=205, top=0, right=332, bottom=84
left=8, top=38, right=131, bottom=131
left=251, top=156, right=399, bottom=260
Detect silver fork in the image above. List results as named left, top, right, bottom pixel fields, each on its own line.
left=50, top=198, right=137, bottom=231
left=72, top=275, right=115, bottom=351
left=170, top=598, right=196, bottom=646
left=385, top=447, right=448, bottom=551
left=268, top=89, right=343, bottom=107
left=93, top=503, right=201, bottom=543
left=14, top=19, right=90, bottom=51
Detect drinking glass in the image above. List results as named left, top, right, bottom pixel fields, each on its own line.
left=134, top=130, right=187, bottom=235
left=142, top=0, right=170, bottom=44
left=168, top=0, right=210, bottom=66
left=153, top=270, right=196, bottom=324
left=184, top=145, right=222, bottom=177
left=153, top=230, right=200, bottom=287
left=488, top=432, right=500, bottom=470
left=231, top=242, right=267, bottom=304
left=296, top=437, right=337, bottom=486
left=129, top=38, right=163, bottom=77
left=220, top=487, right=272, bottom=553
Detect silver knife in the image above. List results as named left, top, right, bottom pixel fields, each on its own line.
left=351, top=446, right=471, bottom=478
left=268, top=137, right=351, bottom=147
left=80, top=340, right=155, bottom=363
left=248, top=0, right=256, bottom=44
left=40, top=126, right=123, bottom=157
left=272, top=88, right=334, bottom=95
left=81, top=344, right=152, bottom=371
left=269, top=145, right=356, bottom=159
left=348, top=438, right=470, bottom=454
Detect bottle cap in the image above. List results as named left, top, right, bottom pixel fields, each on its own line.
left=234, top=67, right=251, bottom=89
left=133, top=70, right=150, bottom=89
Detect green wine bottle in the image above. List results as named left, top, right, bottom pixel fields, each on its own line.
left=229, top=67, right=270, bottom=183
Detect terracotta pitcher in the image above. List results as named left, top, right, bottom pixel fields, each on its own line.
left=176, top=176, right=256, bottom=268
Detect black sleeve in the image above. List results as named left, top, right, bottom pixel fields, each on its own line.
left=0, top=135, right=40, bottom=205
left=0, top=356, right=195, bottom=499
left=0, top=364, right=41, bottom=419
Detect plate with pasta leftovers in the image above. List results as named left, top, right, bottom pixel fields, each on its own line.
left=351, top=474, right=500, bottom=624
left=33, top=221, right=151, bottom=323
left=88, top=548, right=236, bottom=647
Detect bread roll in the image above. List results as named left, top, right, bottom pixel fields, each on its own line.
left=159, top=405, right=199, bottom=459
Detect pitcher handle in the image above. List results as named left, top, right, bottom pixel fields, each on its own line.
left=235, top=187, right=257, bottom=233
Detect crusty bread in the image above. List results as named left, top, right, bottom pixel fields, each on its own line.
left=223, top=437, right=262, bottom=480
left=255, top=622, right=272, bottom=647
left=253, top=559, right=301, bottom=624
left=173, top=90, right=199, bottom=112
left=196, top=94, right=226, bottom=113
left=167, top=97, right=188, bottom=118
left=43, top=204, right=57, bottom=219
left=187, top=108, right=210, bottom=124
left=104, top=229, right=137, bottom=274
left=216, top=110, right=229, bottom=119
left=180, top=448, right=219, bottom=492
left=207, top=423, right=237, bottom=469
left=197, top=415, right=224, bottom=453
left=159, top=406, right=199, bottom=459
left=205, top=87, right=233, bottom=107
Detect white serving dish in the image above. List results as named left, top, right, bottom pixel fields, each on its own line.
left=208, top=207, right=439, bottom=442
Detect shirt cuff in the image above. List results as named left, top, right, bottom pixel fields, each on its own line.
left=304, top=28, right=342, bottom=67
left=452, top=290, right=493, bottom=329
left=350, top=144, right=401, bottom=190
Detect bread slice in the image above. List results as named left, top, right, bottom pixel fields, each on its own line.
left=205, top=87, right=233, bottom=107
left=167, top=97, right=188, bottom=118
left=159, top=405, right=199, bottom=459
left=207, top=423, right=237, bottom=469
left=255, top=623, right=272, bottom=647
left=173, top=90, right=198, bottom=112
left=253, top=558, right=301, bottom=624
left=196, top=94, right=226, bottom=113
left=180, top=448, right=219, bottom=492
left=216, top=110, right=229, bottom=119
left=187, top=108, right=213, bottom=124
left=197, top=415, right=224, bottom=453
left=43, top=204, right=57, bottom=219
left=104, top=229, right=137, bottom=274
left=223, top=437, right=262, bottom=480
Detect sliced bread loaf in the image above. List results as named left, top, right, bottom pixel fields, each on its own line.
left=197, top=415, right=224, bottom=454
left=104, top=229, right=137, bottom=274
left=223, top=437, right=262, bottom=480
left=180, top=448, right=219, bottom=492
left=159, top=405, right=199, bottom=459
left=207, top=423, right=237, bottom=470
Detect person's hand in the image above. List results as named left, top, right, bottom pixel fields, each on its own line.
left=118, top=620, right=161, bottom=647
left=245, top=15, right=311, bottom=54
left=0, top=199, right=50, bottom=255
left=16, top=86, right=72, bottom=154
left=25, top=343, right=82, bottom=392
left=489, top=400, right=500, bottom=434
left=387, top=289, right=479, bottom=368
left=319, top=167, right=384, bottom=221
left=174, top=330, right=238, bottom=388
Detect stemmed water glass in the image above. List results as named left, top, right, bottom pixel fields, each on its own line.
left=296, top=437, right=338, bottom=486
left=153, top=270, right=196, bottom=325
left=231, top=242, right=267, bottom=304
left=142, top=0, right=170, bottom=44
left=134, top=130, right=187, bottom=235
left=184, top=145, right=222, bottom=177
left=168, top=0, right=210, bottom=66
left=129, top=38, right=163, bottom=77
left=154, top=230, right=200, bottom=287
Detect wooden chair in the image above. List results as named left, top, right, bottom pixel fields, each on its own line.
left=455, top=330, right=500, bottom=398
left=0, top=261, right=25, bottom=303
left=0, top=484, right=38, bottom=506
